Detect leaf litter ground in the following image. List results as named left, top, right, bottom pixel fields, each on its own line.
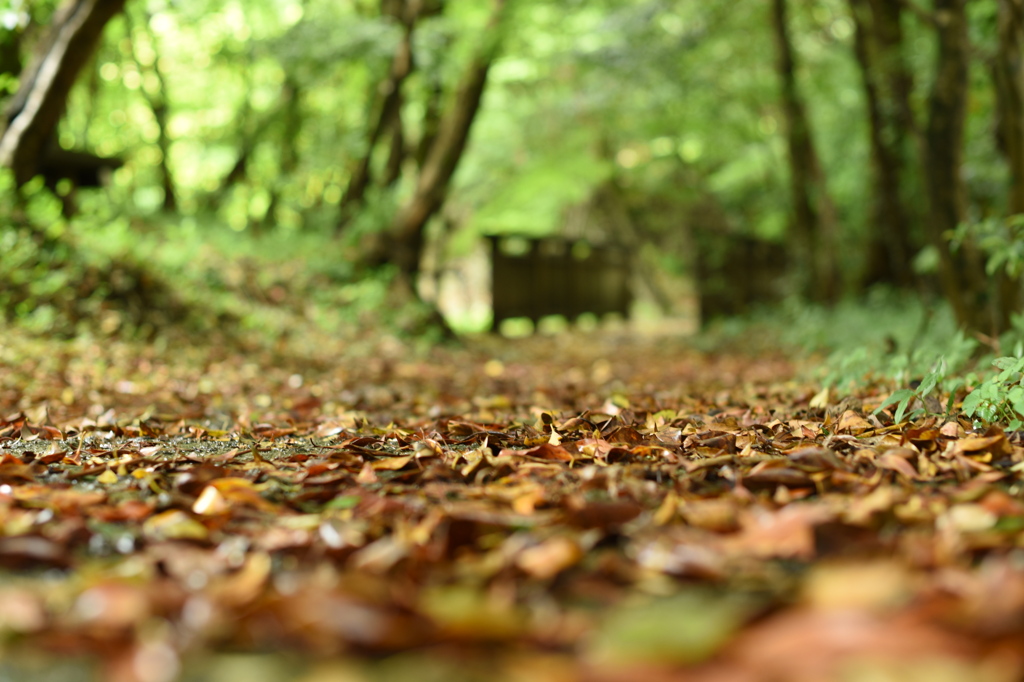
left=1, top=329, right=1023, bottom=682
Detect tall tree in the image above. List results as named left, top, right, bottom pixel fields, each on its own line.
left=386, top=0, right=509, bottom=284
left=769, top=0, right=841, bottom=303
left=993, top=0, right=1024, bottom=215
left=0, top=0, right=127, bottom=185
left=921, top=0, right=992, bottom=332
left=847, top=0, right=921, bottom=289
left=257, top=76, right=303, bottom=234
left=127, top=7, right=177, bottom=212
left=987, top=0, right=1024, bottom=327
left=337, top=0, right=442, bottom=231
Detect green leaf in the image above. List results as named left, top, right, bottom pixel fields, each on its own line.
left=1009, top=386, right=1024, bottom=419
left=874, top=389, right=916, bottom=417
left=960, top=389, right=985, bottom=418
left=996, top=357, right=1024, bottom=373
left=893, top=396, right=913, bottom=424
left=917, top=363, right=943, bottom=397
left=589, top=591, right=754, bottom=666
left=323, top=494, right=361, bottom=510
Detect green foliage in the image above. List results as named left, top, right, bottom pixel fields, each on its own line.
left=825, top=324, right=977, bottom=397
left=697, top=291, right=1013, bottom=424
left=76, top=211, right=392, bottom=337
left=957, top=319, right=1024, bottom=428
left=740, top=291, right=1024, bottom=429
left=0, top=173, right=199, bottom=338
left=6, top=0, right=1024, bottom=357
left=468, top=146, right=611, bottom=237
left=699, top=289, right=969, bottom=372
left=28, top=0, right=880, bottom=304
left=952, top=214, right=1024, bottom=278
left=0, top=165, right=411, bottom=343
left=0, top=176, right=75, bottom=332
left=872, top=360, right=953, bottom=423
left=960, top=355, right=1024, bottom=429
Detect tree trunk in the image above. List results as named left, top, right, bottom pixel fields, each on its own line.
left=336, top=1, right=419, bottom=230
left=922, top=0, right=990, bottom=332
left=989, top=0, right=1024, bottom=326
left=258, top=77, right=303, bottom=233
left=127, top=8, right=177, bottom=212
left=415, top=75, right=444, bottom=168
left=387, top=0, right=508, bottom=283
left=382, top=106, right=406, bottom=188
left=848, top=0, right=920, bottom=288
left=994, top=0, right=1024, bottom=214
left=0, top=0, right=127, bottom=185
left=770, top=0, right=841, bottom=303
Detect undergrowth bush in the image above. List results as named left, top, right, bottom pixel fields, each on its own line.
left=959, top=354, right=1024, bottom=429
left=0, top=175, right=197, bottom=338
left=700, top=287, right=1024, bottom=428
left=0, top=172, right=446, bottom=351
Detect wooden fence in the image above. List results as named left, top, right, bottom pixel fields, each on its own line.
left=490, top=236, right=631, bottom=330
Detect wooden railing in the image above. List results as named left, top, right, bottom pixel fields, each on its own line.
left=490, top=235, right=631, bottom=331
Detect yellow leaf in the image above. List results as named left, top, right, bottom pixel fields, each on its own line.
left=192, top=485, right=229, bottom=515
left=208, top=478, right=277, bottom=512
left=653, top=490, right=679, bottom=526
left=97, top=469, right=118, bottom=485
left=208, top=552, right=271, bottom=606
left=142, top=510, right=208, bottom=541
left=371, top=455, right=413, bottom=471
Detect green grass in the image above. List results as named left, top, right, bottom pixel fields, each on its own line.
left=0, top=179, right=441, bottom=352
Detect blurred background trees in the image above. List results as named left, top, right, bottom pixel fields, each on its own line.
left=3, top=0, right=1024, bottom=341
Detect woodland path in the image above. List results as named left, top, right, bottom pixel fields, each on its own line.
left=0, top=330, right=1019, bottom=682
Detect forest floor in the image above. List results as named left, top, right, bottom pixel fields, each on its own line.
left=0, top=324, right=1022, bottom=682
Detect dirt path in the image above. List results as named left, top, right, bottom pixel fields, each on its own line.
left=0, top=330, right=1020, bottom=681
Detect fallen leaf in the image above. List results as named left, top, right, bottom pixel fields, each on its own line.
left=142, top=510, right=209, bottom=541
left=588, top=591, right=753, bottom=665
left=516, top=536, right=582, bottom=579
left=192, top=485, right=229, bottom=515
left=96, top=469, right=119, bottom=485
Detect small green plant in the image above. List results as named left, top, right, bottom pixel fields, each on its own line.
left=960, top=355, right=1024, bottom=429
left=873, top=358, right=953, bottom=424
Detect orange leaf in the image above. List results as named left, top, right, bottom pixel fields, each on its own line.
left=516, top=537, right=581, bottom=579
